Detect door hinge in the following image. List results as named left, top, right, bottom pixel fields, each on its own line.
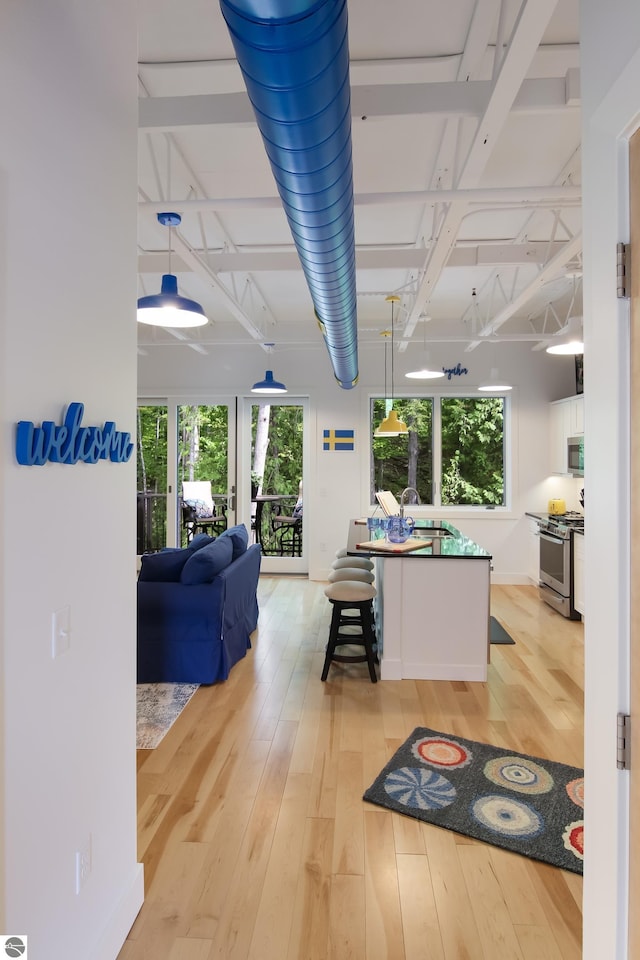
left=617, top=712, right=631, bottom=770
left=617, top=242, right=629, bottom=298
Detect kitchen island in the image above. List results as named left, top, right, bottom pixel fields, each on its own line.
left=347, top=519, right=492, bottom=681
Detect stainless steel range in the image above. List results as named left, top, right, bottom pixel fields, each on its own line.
left=538, top=512, right=584, bottom=620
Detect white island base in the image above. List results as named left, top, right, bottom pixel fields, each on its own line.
left=376, top=555, right=491, bottom=681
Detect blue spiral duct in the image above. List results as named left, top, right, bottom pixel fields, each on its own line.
left=219, top=0, right=358, bottom=388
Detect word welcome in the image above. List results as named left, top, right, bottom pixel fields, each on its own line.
left=16, top=402, right=134, bottom=466
left=443, top=362, right=469, bottom=380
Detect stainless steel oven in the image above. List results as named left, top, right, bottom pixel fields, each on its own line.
left=538, top=516, right=582, bottom=620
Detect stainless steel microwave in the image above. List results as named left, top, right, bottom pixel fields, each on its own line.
left=567, top=435, right=584, bottom=477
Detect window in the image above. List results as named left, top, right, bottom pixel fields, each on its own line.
left=370, top=395, right=506, bottom=508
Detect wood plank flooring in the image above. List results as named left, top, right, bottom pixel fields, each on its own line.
left=119, top=579, right=583, bottom=960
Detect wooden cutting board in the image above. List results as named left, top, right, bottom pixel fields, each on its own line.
left=354, top=537, right=431, bottom=553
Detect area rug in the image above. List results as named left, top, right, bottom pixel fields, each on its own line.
left=363, top=727, right=584, bottom=874
left=490, top=615, right=516, bottom=644
left=136, top=683, right=199, bottom=749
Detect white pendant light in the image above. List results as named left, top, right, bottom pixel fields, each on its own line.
left=478, top=368, right=512, bottom=392
left=137, top=213, right=207, bottom=328
left=405, top=358, right=445, bottom=380
left=406, top=317, right=444, bottom=380
left=375, top=296, right=407, bottom=436
left=546, top=316, right=584, bottom=355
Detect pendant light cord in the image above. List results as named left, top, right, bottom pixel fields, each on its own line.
left=390, top=299, right=395, bottom=403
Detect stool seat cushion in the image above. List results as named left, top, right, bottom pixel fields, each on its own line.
left=324, top=581, right=377, bottom=602
left=334, top=547, right=349, bottom=559
left=328, top=567, right=374, bottom=584
left=332, top=556, right=374, bottom=571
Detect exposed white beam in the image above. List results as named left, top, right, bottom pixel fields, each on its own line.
left=168, top=229, right=265, bottom=341
left=405, top=0, right=562, bottom=336
left=138, top=184, right=580, bottom=215
left=138, top=241, right=572, bottom=275
left=138, top=75, right=578, bottom=131
left=478, top=231, right=583, bottom=336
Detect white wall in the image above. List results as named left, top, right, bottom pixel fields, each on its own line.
left=581, top=2, right=640, bottom=957
left=139, top=337, right=576, bottom=580
left=0, top=4, right=142, bottom=958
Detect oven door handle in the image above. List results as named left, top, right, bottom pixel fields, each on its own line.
left=539, top=532, right=566, bottom=545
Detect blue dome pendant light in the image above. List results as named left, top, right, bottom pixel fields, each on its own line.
left=251, top=370, right=288, bottom=394
left=137, top=213, right=208, bottom=328
left=251, top=342, right=288, bottom=394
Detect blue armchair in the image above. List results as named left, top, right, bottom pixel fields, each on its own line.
left=137, top=528, right=261, bottom=684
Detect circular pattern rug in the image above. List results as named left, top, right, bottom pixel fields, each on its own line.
left=364, top=726, right=584, bottom=874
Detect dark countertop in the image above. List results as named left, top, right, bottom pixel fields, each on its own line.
left=347, top=519, right=492, bottom=560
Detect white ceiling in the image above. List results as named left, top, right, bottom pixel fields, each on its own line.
left=136, top=0, right=582, bottom=369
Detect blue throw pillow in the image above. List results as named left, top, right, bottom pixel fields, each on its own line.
left=218, top=523, right=249, bottom=560
left=180, top=536, right=233, bottom=584
left=188, top=533, right=215, bottom=552
left=139, top=548, right=191, bottom=582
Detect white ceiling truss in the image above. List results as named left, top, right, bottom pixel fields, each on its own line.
left=137, top=0, right=582, bottom=359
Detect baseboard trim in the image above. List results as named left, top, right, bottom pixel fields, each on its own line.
left=490, top=573, right=536, bottom=585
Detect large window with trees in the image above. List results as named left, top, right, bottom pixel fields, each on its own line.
left=371, top=395, right=506, bottom=508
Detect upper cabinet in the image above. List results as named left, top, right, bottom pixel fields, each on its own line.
left=549, top=395, right=584, bottom=474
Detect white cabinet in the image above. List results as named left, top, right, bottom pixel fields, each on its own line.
left=549, top=400, right=570, bottom=473
left=573, top=530, right=585, bottom=616
left=570, top=395, right=584, bottom=435
left=549, top=394, right=584, bottom=473
left=527, top=517, right=540, bottom=584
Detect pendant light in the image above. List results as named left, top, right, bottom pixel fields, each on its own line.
left=137, top=213, right=207, bottom=328
left=478, top=368, right=512, bottom=392
left=375, top=296, right=408, bottom=436
left=251, top=343, right=287, bottom=394
left=546, top=316, right=584, bottom=355
left=406, top=316, right=445, bottom=380
left=251, top=370, right=288, bottom=394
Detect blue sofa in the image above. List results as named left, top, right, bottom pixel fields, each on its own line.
left=137, top=525, right=261, bottom=684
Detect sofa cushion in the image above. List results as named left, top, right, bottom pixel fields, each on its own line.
left=139, top=548, right=192, bottom=582
left=218, top=523, right=249, bottom=560
left=181, top=535, right=233, bottom=584
left=188, top=533, right=216, bottom=552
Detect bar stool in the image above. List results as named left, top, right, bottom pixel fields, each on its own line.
left=321, top=580, right=378, bottom=683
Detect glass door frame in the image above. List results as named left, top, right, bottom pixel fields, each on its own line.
left=237, top=394, right=309, bottom=575
left=138, top=394, right=308, bottom=574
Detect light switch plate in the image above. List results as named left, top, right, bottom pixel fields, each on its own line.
left=52, top=606, right=71, bottom=658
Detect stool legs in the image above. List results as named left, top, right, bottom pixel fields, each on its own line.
left=321, top=599, right=378, bottom=683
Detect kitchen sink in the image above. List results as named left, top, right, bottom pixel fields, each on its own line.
left=413, top=528, right=453, bottom=539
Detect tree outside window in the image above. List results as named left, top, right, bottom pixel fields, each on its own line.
left=371, top=395, right=506, bottom=507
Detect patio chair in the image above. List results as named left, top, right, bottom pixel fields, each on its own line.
left=182, top=481, right=227, bottom=542
left=271, top=481, right=303, bottom=556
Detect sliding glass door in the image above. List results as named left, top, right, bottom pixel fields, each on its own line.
left=137, top=396, right=309, bottom=574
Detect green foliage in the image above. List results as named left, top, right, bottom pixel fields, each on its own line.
left=440, top=397, right=504, bottom=505
left=136, top=406, right=168, bottom=493
left=370, top=395, right=505, bottom=506
left=371, top=398, right=433, bottom=502
left=251, top=403, right=303, bottom=495
left=178, top=404, right=228, bottom=489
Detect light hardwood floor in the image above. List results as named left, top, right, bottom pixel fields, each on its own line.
left=119, top=579, right=583, bottom=960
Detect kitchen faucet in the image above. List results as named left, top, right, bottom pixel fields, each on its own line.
left=399, top=487, right=421, bottom=517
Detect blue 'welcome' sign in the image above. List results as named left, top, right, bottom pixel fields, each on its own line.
left=16, top=402, right=133, bottom=465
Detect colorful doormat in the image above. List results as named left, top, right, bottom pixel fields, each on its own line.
left=363, top=727, right=584, bottom=874
left=490, top=616, right=516, bottom=644
left=136, top=683, right=199, bottom=749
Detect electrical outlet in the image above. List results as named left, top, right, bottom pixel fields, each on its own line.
left=75, top=835, right=92, bottom=894
left=52, top=606, right=71, bottom=658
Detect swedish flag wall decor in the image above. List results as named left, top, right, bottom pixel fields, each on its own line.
left=323, top=429, right=354, bottom=451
